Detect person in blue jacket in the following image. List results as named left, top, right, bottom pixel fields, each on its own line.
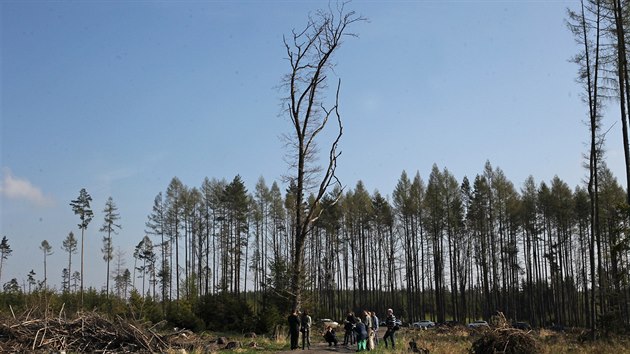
left=354, top=317, right=368, bottom=351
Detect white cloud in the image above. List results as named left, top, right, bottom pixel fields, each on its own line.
left=0, top=168, right=54, bottom=207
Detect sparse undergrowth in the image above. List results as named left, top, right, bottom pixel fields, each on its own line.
left=172, top=326, right=630, bottom=354
left=3, top=313, right=630, bottom=354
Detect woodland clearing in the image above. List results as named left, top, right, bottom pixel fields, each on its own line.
left=1, top=310, right=630, bottom=353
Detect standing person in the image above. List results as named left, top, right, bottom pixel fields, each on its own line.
left=382, top=308, right=397, bottom=349
left=300, top=310, right=312, bottom=350
left=371, top=311, right=380, bottom=345
left=362, top=310, right=373, bottom=350
left=343, top=311, right=357, bottom=345
left=354, top=318, right=368, bottom=352
left=363, top=310, right=372, bottom=331
left=288, top=310, right=300, bottom=350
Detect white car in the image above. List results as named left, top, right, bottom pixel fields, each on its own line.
left=468, top=320, right=490, bottom=328
left=318, top=318, right=340, bottom=328
left=412, top=320, right=435, bottom=329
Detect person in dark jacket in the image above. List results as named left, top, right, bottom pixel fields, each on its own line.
left=343, top=311, right=357, bottom=345
left=288, top=310, right=301, bottom=350
left=323, top=325, right=338, bottom=347
left=354, top=320, right=368, bottom=352
left=382, top=308, right=397, bottom=349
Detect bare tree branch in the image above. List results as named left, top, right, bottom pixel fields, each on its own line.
left=280, top=3, right=365, bottom=313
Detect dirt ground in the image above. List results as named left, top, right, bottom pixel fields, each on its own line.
left=274, top=329, right=396, bottom=354
left=276, top=341, right=369, bottom=354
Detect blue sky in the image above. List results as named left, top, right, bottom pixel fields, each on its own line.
left=1, top=0, right=623, bottom=291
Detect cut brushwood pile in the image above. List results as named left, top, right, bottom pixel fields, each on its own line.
left=0, top=310, right=207, bottom=352
left=470, top=312, right=540, bottom=354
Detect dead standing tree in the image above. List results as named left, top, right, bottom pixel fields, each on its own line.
left=281, top=4, right=363, bottom=313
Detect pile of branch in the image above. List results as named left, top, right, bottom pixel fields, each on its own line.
left=470, top=313, right=540, bottom=354
left=470, top=328, right=541, bottom=354
left=0, top=310, right=170, bottom=352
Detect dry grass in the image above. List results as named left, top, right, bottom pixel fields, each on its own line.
left=158, top=325, right=630, bottom=353
left=384, top=327, right=630, bottom=354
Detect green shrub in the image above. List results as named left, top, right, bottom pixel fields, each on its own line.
left=196, top=293, right=255, bottom=332
left=166, top=301, right=204, bottom=332
left=255, top=303, right=284, bottom=334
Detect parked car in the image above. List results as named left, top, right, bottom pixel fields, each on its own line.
left=467, top=320, right=490, bottom=328
left=318, top=318, right=340, bottom=328
left=512, top=321, right=531, bottom=330
left=412, top=320, right=435, bottom=329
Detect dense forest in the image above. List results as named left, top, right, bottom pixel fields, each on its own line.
left=133, top=161, right=630, bottom=331
left=1, top=161, right=629, bottom=334
left=2, top=0, right=630, bottom=337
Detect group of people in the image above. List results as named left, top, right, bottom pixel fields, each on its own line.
left=341, top=309, right=379, bottom=351
left=288, top=308, right=399, bottom=351
left=288, top=310, right=313, bottom=350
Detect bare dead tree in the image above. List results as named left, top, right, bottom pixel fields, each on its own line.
left=567, top=0, right=604, bottom=334
left=280, top=3, right=364, bottom=312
